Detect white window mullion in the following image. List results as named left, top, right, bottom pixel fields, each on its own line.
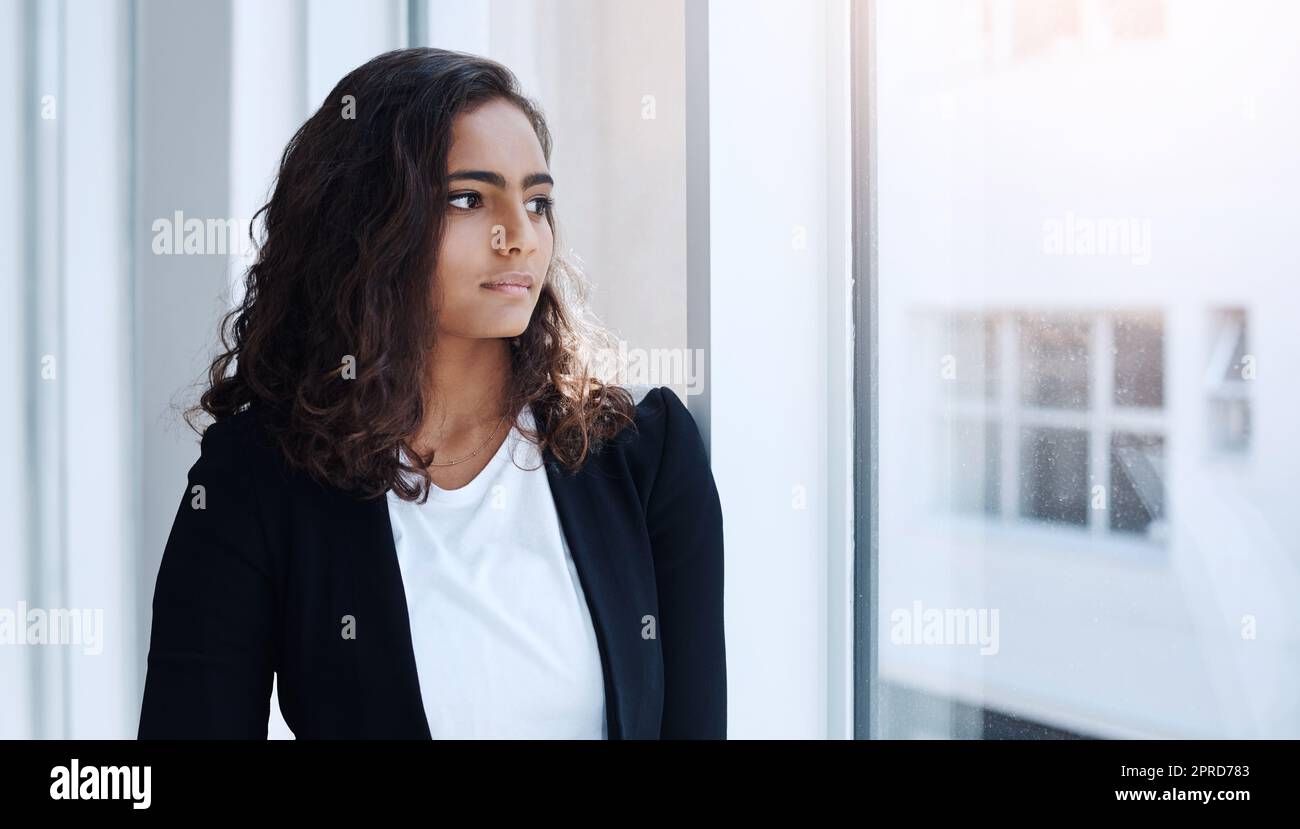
left=29, top=0, right=68, bottom=742
left=63, top=0, right=135, bottom=739
left=0, top=0, right=31, bottom=741
left=305, top=0, right=408, bottom=112
left=1000, top=311, right=1019, bottom=524
left=1091, top=312, right=1115, bottom=539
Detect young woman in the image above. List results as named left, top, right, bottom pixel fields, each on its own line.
left=137, top=48, right=725, bottom=739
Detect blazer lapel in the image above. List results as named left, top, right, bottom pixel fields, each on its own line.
left=544, top=451, right=651, bottom=740
left=329, top=486, right=432, bottom=738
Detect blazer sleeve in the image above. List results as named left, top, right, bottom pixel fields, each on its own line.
left=137, top=418, right=277, bottom=739
left=645, top=386, right=727, bottom=738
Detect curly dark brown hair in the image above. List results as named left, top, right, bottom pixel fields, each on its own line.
left=184, top=47, right=637, bottom=503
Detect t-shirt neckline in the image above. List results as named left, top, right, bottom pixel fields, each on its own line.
left=394, top=404, right=534, bottom=507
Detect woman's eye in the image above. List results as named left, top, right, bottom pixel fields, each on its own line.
left=528, top=196, right=555, bottom=217
left=448, top=192, right=482, bottom=210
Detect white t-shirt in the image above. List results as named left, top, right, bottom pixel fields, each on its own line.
left=385, top=404, right=608, bottom=739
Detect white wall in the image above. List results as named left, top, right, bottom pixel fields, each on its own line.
left=709, top=0, right=854, bottom=738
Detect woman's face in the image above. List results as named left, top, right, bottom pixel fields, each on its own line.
left=432, top=98, right=554, bottom=341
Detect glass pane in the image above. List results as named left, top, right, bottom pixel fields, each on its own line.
left=937, top=418, right=1000, bottom=516
left=874, top=0, right=1300, bottom=739
left=1018, top=313, right=1089, bottom=410
left=1215, top=308, right=1251, bottom=385
left=1019, top=427, right=1088, bottom=527
left=940, top=313, right=998, bottom=400
left=1109, top=432, right=1166, bottom=537
left=1209, top=397, right=1251, bottom=452
left=1113, top=313, right=1164, bottom=408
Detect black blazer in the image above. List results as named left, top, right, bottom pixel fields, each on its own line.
left=137, top=385, right=726, bottom=739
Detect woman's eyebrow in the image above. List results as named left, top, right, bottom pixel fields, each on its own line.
left=448, top=169, right=554, bottom=189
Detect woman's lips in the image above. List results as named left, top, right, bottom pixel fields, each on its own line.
left=480, top=283, right=530, bottom=296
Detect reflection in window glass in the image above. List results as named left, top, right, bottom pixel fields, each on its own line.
left=939, top=418, right=1001, bottom=516
left=1019, top=427, right=1088, bottom=527
left=874, top=0, right=1299, bottom=739
left=1018, top=314, right=1089, bottom=410
left=943, top=314, right=999, bottom=400
left=1208, top=398, right=1251, bottom=453
left=1110, top=432, right=1165, bottom=536
left=1207, top=308, right=1252, bottom=453
left=1113, top=313, right=1164, bottom=408
left=934, top=309, right=1166, bottom=536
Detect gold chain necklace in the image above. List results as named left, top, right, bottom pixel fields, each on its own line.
left=427, top=414, right=509, bottom=467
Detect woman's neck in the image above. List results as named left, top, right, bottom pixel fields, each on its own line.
left=415, top=335, right=513, bottom=457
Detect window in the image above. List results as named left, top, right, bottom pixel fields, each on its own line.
left=869, top=0, right=1299, bottom=741
left=1109, top=431, right=1164, bottom=535
left=1206, top=308, right=1252, bottom=453
left=932, top=310, right=1167, bottom=542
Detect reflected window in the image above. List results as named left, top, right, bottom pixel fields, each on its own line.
left=1206, top=308, right=1252, bottom=453
left=938, top=418, right=1002, bottom=516
left=1113, top=312, right=1164, bottom=408
left=1020, top=426, right=1089, bottom=526
left=941, top=313, right=999, bottom=401
left=1019, top=313, right=1090, bottom=410
left=874, top=0, right=1295, bottom=743
left=935, top=309, right=1168, bottom=541
left=1110, top=432, right=1165, bottom=534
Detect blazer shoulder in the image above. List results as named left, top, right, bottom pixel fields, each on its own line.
left=615, top=385, right=711, bottom=495
left=190, top=403, right=286, bottom=484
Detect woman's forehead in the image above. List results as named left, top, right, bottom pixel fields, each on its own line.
left=447, top=101, right=546, bottom=170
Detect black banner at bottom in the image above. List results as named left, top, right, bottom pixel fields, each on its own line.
left=5, top=738, right=1281, bottom=814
